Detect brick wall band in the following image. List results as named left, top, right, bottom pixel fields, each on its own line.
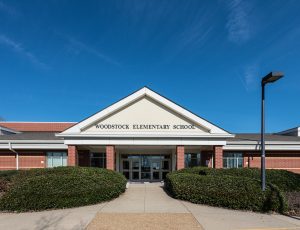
left=243, top=152, right=300, bottom=173
left=0, top=153, right=16, bottom=170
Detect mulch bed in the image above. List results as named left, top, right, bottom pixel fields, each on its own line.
left=86, top=213, right=203, bottom=230
left=285, top=192, right=300, bottom=216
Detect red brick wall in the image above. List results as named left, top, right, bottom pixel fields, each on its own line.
left=0, top=152, right=16, bottom=170
left=68, top=146, right=78, bottom=166
left=176, top=146, right=185, bottom=170
left=19, top=152, right=45, bottom=169
left=106, top=146, right=115, bottom=170
left=243, top=152, right=300, bottom=174
left=214, top=146, right=223, bottom=168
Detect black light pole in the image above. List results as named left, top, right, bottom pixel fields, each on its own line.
left=261, top=72, right=284, bottom=191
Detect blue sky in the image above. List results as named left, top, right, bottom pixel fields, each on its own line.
left=0, top=0, right=299, bottom=133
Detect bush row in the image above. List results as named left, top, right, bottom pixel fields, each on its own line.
left=0, top=167, right=127, bottom=212
left=165, top=172, right=287, bottom=213
left=177, top=167, right=300, bottom=192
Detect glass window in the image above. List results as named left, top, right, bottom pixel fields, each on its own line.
left=223, top=153, right=243, bottom=168
left=184, top=153, right=201, bottom=168
left=90, top=152, right=106, bottom=168
left=47, top=152, right=67, bottom=168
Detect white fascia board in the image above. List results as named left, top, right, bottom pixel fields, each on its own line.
left=226, top=140, right=300, bottom=145
left=0, top=140, right=64, bottom=143
left=64, top=139, right=226, bottom=146
left=60, top=87, right=231, bottom=135
left=224, top=144, right=300, bottom=151
left=56, top=133, right=234, bottom=138
left=0, top=143, right=67, bottom=149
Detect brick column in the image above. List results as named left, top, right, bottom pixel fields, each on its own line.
left=68, top=145, right=78, bottom=166
left=214, top=146, right=223, bottom=169
left=106, top=145, right=115, bottom=170
left=176, top=146, right=185, bottom=170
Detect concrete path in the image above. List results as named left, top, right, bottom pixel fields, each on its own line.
left=0, top=183, right=299, bottom=230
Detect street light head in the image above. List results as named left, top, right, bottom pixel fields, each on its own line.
left=262, top=72, right=284, bottom=85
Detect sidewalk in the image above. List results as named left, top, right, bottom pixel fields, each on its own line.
left=0, top=183, right=299, bottom=230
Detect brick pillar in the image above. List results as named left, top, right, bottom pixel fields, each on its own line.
left=176, top=146, right=185, bottom=170
left=214, top=146, right=223, bottom=169
left=106, top=145, right=115, bottom=170
left=68, top=145, right=78, bottom=166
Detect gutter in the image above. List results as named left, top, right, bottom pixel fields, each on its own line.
left=8, top=142, right=18, bottom=170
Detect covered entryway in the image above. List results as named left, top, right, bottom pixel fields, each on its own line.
left=120, top=154, right=171, bottom=181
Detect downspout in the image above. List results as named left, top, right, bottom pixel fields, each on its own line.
left=8, top=142, right=19, bottom=170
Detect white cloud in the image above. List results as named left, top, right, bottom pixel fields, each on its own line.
left=0, top=34, right=47, bottom=68
left=226, top=0, right=253, bottom=44
left=239, top=64, right=259, bottom=91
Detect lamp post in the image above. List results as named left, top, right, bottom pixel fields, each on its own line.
left=261, top=72, right=284, bottom=191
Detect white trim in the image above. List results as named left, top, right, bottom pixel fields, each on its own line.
left=64, top=139, right=226, bottom=146
left=0, top=143, right=67, bottom=149
left=0, top=121, right=76, bottom=123
left=59, top=87, right=232, bottom=136
left=56, top=133, right=234, bottom=138
left=224, top=144, right=300, bottom=151
left=0, top=140, right=64, bottom=143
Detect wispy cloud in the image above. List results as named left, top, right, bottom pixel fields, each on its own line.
left=66, top=37, right=121, bottom=67
left=226, top=0, right=253, bottom=44
left=238, top=63, right=259, bottom=91
left=0, top=1, right=19, bottom=17
left=0, top=34, right=47, bottom=68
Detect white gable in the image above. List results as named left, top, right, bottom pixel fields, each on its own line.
left=59, top=87, right=232, bottom=138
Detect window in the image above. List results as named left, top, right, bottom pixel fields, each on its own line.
left=184, top=153, right=201, bottom=168
left=90, top=153, right=106, bottom=168
left=223, top=153, right=243, bottom=168
left=47, top=152, right=67, bottom=168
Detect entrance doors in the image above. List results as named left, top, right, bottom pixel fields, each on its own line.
left=120, top=154, right=171, bottom=181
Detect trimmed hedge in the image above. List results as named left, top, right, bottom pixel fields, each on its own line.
left=177, top=167, right=300, bottom=192
left=0, top=167, right=126, bottom=212
left=165, top=170, right=288, bottom=213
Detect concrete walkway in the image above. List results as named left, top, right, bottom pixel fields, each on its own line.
left=0, top=183, right=299, bottom=230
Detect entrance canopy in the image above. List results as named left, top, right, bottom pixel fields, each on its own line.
left=57, top=87, right=234, bottom=146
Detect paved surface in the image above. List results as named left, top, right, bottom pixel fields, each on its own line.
left=0, top=183, right=299, bottom=230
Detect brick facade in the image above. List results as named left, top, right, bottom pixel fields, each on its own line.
left=243, top=152, right=300, bottom=173
left=68, top=146, right=78, bottom=166
left=106, top=145, right=115, bottom=170
left=214, top=146, right=223, bottom=168
left=176, top=145, right=185, bottom=170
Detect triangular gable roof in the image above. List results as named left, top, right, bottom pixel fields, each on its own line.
left=59, top=87, right=232, bottom=137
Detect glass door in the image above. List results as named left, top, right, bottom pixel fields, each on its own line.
left=141, top=155, right=151, bottom=180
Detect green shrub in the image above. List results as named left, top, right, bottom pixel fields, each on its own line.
left=176, top=167, right=300, bottom=192
left=165, top=172, right=287, bottom=213
left=0, top=167, right=126, bottom=212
